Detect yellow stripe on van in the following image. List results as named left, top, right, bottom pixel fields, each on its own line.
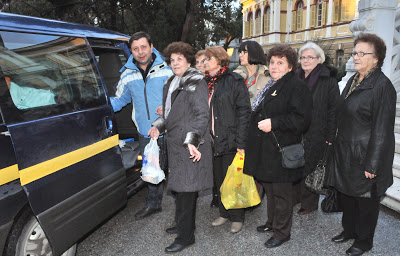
left=0, top=164, right=20, bottom=186
left=19, top=135, right=119, bottom=186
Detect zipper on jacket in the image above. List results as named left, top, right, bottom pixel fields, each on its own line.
left=144, top=81, right=150, bottom=120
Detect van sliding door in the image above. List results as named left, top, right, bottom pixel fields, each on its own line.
left=0, top=31, right=127, bottom=255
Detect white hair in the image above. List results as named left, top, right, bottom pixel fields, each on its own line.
left=299, top=42, right=325, bottom=63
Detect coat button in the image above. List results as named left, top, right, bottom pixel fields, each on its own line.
left=215, top=135, right=219, bottom=138
left=215, top=116, right=218, bottom=119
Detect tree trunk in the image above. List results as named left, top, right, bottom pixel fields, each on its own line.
left=180, top=0, right=198, bottom=42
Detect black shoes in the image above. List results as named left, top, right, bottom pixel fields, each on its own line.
left=264, top=237, right=290, bottom=248
left=134, top=206, right=162, bottom=220
left=331, top=232, right=353, bottom=243
left=256, top=224, right=274, bottom=233
left=346, top=247, right=368, bottom=256
left=166, top=226, right=178, bottom=234
left=165, top=240, right=195, bottom=253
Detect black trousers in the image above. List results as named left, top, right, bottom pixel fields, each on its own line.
left=174, top=191, right=198, bottom=245
left=340, top=186, right=380, bottom=251
left=262, top=182, right=293, bottom=240
left=213, top=153, right=245, bottom=222
left=299, top=177, right=319, bottom=211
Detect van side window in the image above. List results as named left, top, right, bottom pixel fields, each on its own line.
left=92, top=48, right=128, bottom=97
left=0, top=31, right=106, bottom=123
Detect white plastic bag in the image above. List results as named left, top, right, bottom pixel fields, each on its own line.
left=141, top=138, right=165, bottom=184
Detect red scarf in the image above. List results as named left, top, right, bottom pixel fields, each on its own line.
left=205, top=66, right=228, bottom=99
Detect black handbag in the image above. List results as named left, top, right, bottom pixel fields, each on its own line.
left=321, top=188, right=342, bottom=213
left=305, top=147, right=329, bottom=194
left=271, top=131, right=305, bottom=169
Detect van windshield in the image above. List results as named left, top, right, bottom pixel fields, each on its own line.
left=0, top=31, right=106, bottom=115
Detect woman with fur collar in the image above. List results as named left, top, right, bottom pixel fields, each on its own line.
left=234, top=41, right=270, bottom=104
left=149, top=42, right=212, bottom=254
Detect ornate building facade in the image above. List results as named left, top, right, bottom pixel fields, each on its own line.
left=240, top=0, right=358, bottom=66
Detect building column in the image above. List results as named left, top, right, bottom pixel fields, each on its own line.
left=326, top=0, right=334, bottom=38
left=272, top=0, right=281, bottom=42
left=269, top=0, right=275, bottom=43
left=286, top=0, right=293, bottom=42
left=252, top=7, right=256, bottom=37
left=260, top=4, right=264, bottom=44
left=305, top=0, right=311, bottom=40
left=242, top=9, right=246, bottom=39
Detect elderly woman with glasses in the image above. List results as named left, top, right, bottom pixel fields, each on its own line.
left=195, top=50, right=207, bottom=74
left=294, top=42, right=340, bottom=215
left=326, top=34, right=396, bottom=256
left=203, top=46, right=251, bottom=234
left=234, top=41, right=269, bottom=104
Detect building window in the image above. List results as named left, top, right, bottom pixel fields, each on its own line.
left=334, top=0, right=356, bottom=22
left=245, top=11, right=253, bottom=37
left=263, top=6, right=271, bottom=33
left=297, top=1, right=304, bottom=30
left=255, top=9, right=262, bottom=35
left=337, top=49, right=344, bottom=66
left=317, top=0, right=326, bottom=26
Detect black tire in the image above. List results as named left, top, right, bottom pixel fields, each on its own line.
left=4, top=208, right=76, bottom=256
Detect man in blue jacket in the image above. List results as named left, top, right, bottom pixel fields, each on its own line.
left=111, top=31, right=173, bottom=220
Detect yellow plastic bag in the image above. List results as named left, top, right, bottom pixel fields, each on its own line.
left=220, top=153, right=261, bottom=210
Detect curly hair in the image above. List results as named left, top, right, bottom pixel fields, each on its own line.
left=354, top=33, right=386, bottom=68
left=205, top=46, right=230, bottom=67
left=238, top=41, right=266, bottom=65
left=163, top=42, right=195, bottom=66
left=266, top=44, right=298, bottom=72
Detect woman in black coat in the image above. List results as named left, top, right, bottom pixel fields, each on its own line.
left=150, top=42, right=212, bottom=253
left=244, top=45, right=313, bottom=248
left=203, top=46, right=251, bottom=234
left=294, top=42, right=340, bottom=215
left=326, top=34, right=396, bottom=256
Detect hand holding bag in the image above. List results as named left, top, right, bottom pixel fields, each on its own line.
left=271, top=131, right=305, bottom=169
left=220, top=153, right=261, bottom=210
left=305, top=146, right=329, bottom=194
left=141, top=138, right=165, bottom=184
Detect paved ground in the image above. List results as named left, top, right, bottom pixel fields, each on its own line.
left=77, top=187, right=400, bottom=256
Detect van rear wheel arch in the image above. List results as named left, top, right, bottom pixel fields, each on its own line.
left=3, top=205, right=76, bottom=256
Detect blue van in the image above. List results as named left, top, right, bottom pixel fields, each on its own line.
left=0, top=13, right=143, bottom=256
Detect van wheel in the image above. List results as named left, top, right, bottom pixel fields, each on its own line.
left=6, top=211, right=76, bottom=256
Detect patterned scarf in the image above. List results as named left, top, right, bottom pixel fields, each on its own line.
left=205, top=66, right=228, bottom=99
left=345, top=66, right=377, bottom=99
left=251, top=77, right=277, bottom=111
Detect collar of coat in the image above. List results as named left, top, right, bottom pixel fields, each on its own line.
left=343, top=67, right=381, bottom=97
left=166, top=67, right=205, bottom=92
left=253, top=70, right=296, bottom=113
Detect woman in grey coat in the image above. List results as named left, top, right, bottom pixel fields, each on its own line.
left=149, top=42, right=212, bottom=254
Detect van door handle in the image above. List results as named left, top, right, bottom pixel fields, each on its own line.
left=1, top=131, right=10, bottom=136
left=104, top=118, right=113, bottom=135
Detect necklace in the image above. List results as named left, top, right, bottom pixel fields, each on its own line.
left=245, top=73, right=257, bottom=89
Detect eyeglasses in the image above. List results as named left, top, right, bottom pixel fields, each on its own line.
left=204, top=56, right=215, bottom=62
left=239, top=50, right=248, bottom=55
left=299, top=56, right=319, bottom=61
left=196, top=58, right=207, bottom=65
left=351, top=51, right=374, bottom=57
